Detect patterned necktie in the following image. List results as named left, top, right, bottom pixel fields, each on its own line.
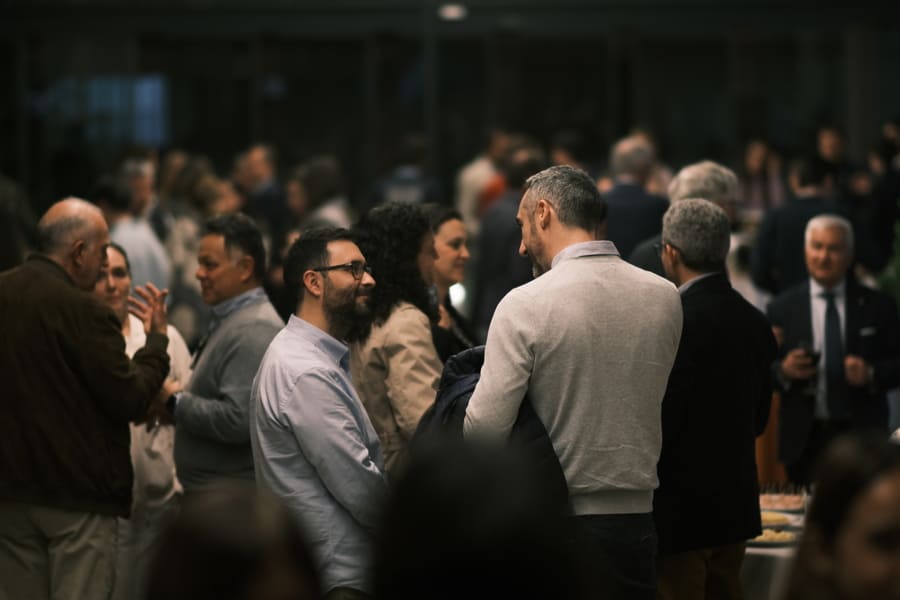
left=822, top=290, right=848, bottom=419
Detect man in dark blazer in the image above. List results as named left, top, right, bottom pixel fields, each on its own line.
left=655, top=199, right=777, bottom=600
left=602, top=135, right=669, bottom=259
left=767, top=214, right=900, bottom=485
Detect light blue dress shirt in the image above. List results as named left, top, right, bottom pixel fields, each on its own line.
left=250, top=315, right=387, bottom=594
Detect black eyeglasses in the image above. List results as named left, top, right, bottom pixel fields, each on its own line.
left=312, top=261, right=372, bottom=280
left=654, top=241, right=681, bottom=256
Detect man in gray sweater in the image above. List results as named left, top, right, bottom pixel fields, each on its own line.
left=464, top=165, right=682, bottom=600
left=170, top=213, right=283, bottom=492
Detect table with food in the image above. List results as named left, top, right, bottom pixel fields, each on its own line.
left=741, top=492, right=806, bottom=600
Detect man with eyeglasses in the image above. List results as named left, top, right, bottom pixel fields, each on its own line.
left=168, top=213, right=283, bottom=493
left=654, top=199, right=777, bottom=600
left=251, top=227, right=386, bottom=600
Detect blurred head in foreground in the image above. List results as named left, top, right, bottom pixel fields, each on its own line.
left=145, top=481, right=321, bottom=600
left=373, top=440, right=582, bottom=600
left=781, top=432, right=900, bottom=600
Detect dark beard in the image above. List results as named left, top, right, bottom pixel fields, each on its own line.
left=324, top=283, right=373, bottom=342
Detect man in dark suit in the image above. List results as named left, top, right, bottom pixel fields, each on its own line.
left=654, top=199, right=777, bottom=600
left=767, top=214, right=900, bottom=485
left=602, top=135, right=669, bottom=259
left=750, top=158, right=846, bottom=295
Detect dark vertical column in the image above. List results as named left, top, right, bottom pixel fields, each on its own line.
left=362, top=34, right=379, bottom=208
left=845, top=26, right=873, bottom=162
left=422, top=0, right=439, bottom=179
left=15, top=36, right=29, bottom=190
left=126, top=32, right=139, bottom=144
left=605, top=32, right=624, bottom=147
left=249, top=35, right=263, bottom=143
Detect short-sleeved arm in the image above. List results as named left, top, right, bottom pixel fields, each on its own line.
left=464, top=292, right=533, bottom=440
left=177, top=321, right=279, bottom=444
left=288, top=370, right=387, bottom=530
left=382, top=307, right=442, bottom=439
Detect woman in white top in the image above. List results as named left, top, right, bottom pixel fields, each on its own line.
left=94, top=242, right=192, bottom=600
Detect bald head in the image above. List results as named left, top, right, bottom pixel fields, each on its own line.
left=37, top=198, right=106, bottom=255
left=37, top=198, right=110, bottom=290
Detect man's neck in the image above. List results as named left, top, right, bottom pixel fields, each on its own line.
left=546, top=229, right=597, bottom=263
left=297, top=305, right=343, bottom=341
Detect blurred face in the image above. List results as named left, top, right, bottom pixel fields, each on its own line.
left=128, top=169, right=155, bottom=214
left=196, top=234, right=251, bottom=306
left=745, top=141, right=767, bottom=174
left=285, top=180, right=308, bottom=218
left=94, top=246, right=131, bottom=322
left=432, top=218, right=469, bottom=289
left=805, top=225, right=852, bottom=289
left=830, top=469, right=900, bottom=600
left=517, top=194, right=547, bottom=277
left=417, top=231, right=438, bottom=286
left=818, top=129, right=844, bottom=163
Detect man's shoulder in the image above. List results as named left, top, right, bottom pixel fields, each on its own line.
left=770, top=281, right=809, bottom=306
left=232, top=297, right=284, bottom=328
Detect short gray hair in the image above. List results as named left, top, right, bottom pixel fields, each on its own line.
left=667, top=160, right=738, bottom=207
left=610, top=136, right=655, bottom=181
left=805, top=214, right=854, bottom=252
left=523, top=165, right=606, bottom=233
left=662, top=198, right=730, bottom=272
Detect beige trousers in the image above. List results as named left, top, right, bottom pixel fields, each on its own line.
left=0, top=502, right=117, bottom=600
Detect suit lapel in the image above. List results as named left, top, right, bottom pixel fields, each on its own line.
left=844, top=281, right=863, bottom=355
left=794, top=283, right=813, bottom=347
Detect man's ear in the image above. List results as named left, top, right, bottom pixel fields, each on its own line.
left=237, top=254, right=255, bottom=283
left=302, top=270, right=324, bottom=299
left=71, top=239, right=87, bottom=268
left=536, top=199, right=553, bottom=230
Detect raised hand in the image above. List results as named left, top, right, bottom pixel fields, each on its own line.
left=128, top=282, right=169, bottom=336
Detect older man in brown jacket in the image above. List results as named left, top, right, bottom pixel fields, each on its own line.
left=0, top=198, right=171, bottom=600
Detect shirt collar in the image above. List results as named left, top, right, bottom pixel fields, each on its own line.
left=677, top=271, right=720, bottom=294
left=287, top=315, right=350, bottom=370
left=809, top=277, right=846, bottom=299
left=551, top=240, right=619, bottom=269
left=210, top=287, right=267, bottom=321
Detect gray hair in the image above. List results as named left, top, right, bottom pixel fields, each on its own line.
left=805, top=214, right=854, bottom=252
left=523, top=165, right=606, bottom=233
left=610, top=136, right=655, bottom=182
left=36, top=197, right=102, bottom=254
left=662, top=198, right=731, bottom=272
left=667, top=160, right=738, bottom=207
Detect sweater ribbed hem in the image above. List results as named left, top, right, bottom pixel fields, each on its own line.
left=571, top=490, right=653, bottom=516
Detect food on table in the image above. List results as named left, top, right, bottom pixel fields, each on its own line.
left=760, top=510, right=792, bottom=527
left=759, top=493, right=805, bottom=511
left=752, top=528, right=796, bottom=543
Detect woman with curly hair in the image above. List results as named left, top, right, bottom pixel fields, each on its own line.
left=349, top=201, right=443, bottom=478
